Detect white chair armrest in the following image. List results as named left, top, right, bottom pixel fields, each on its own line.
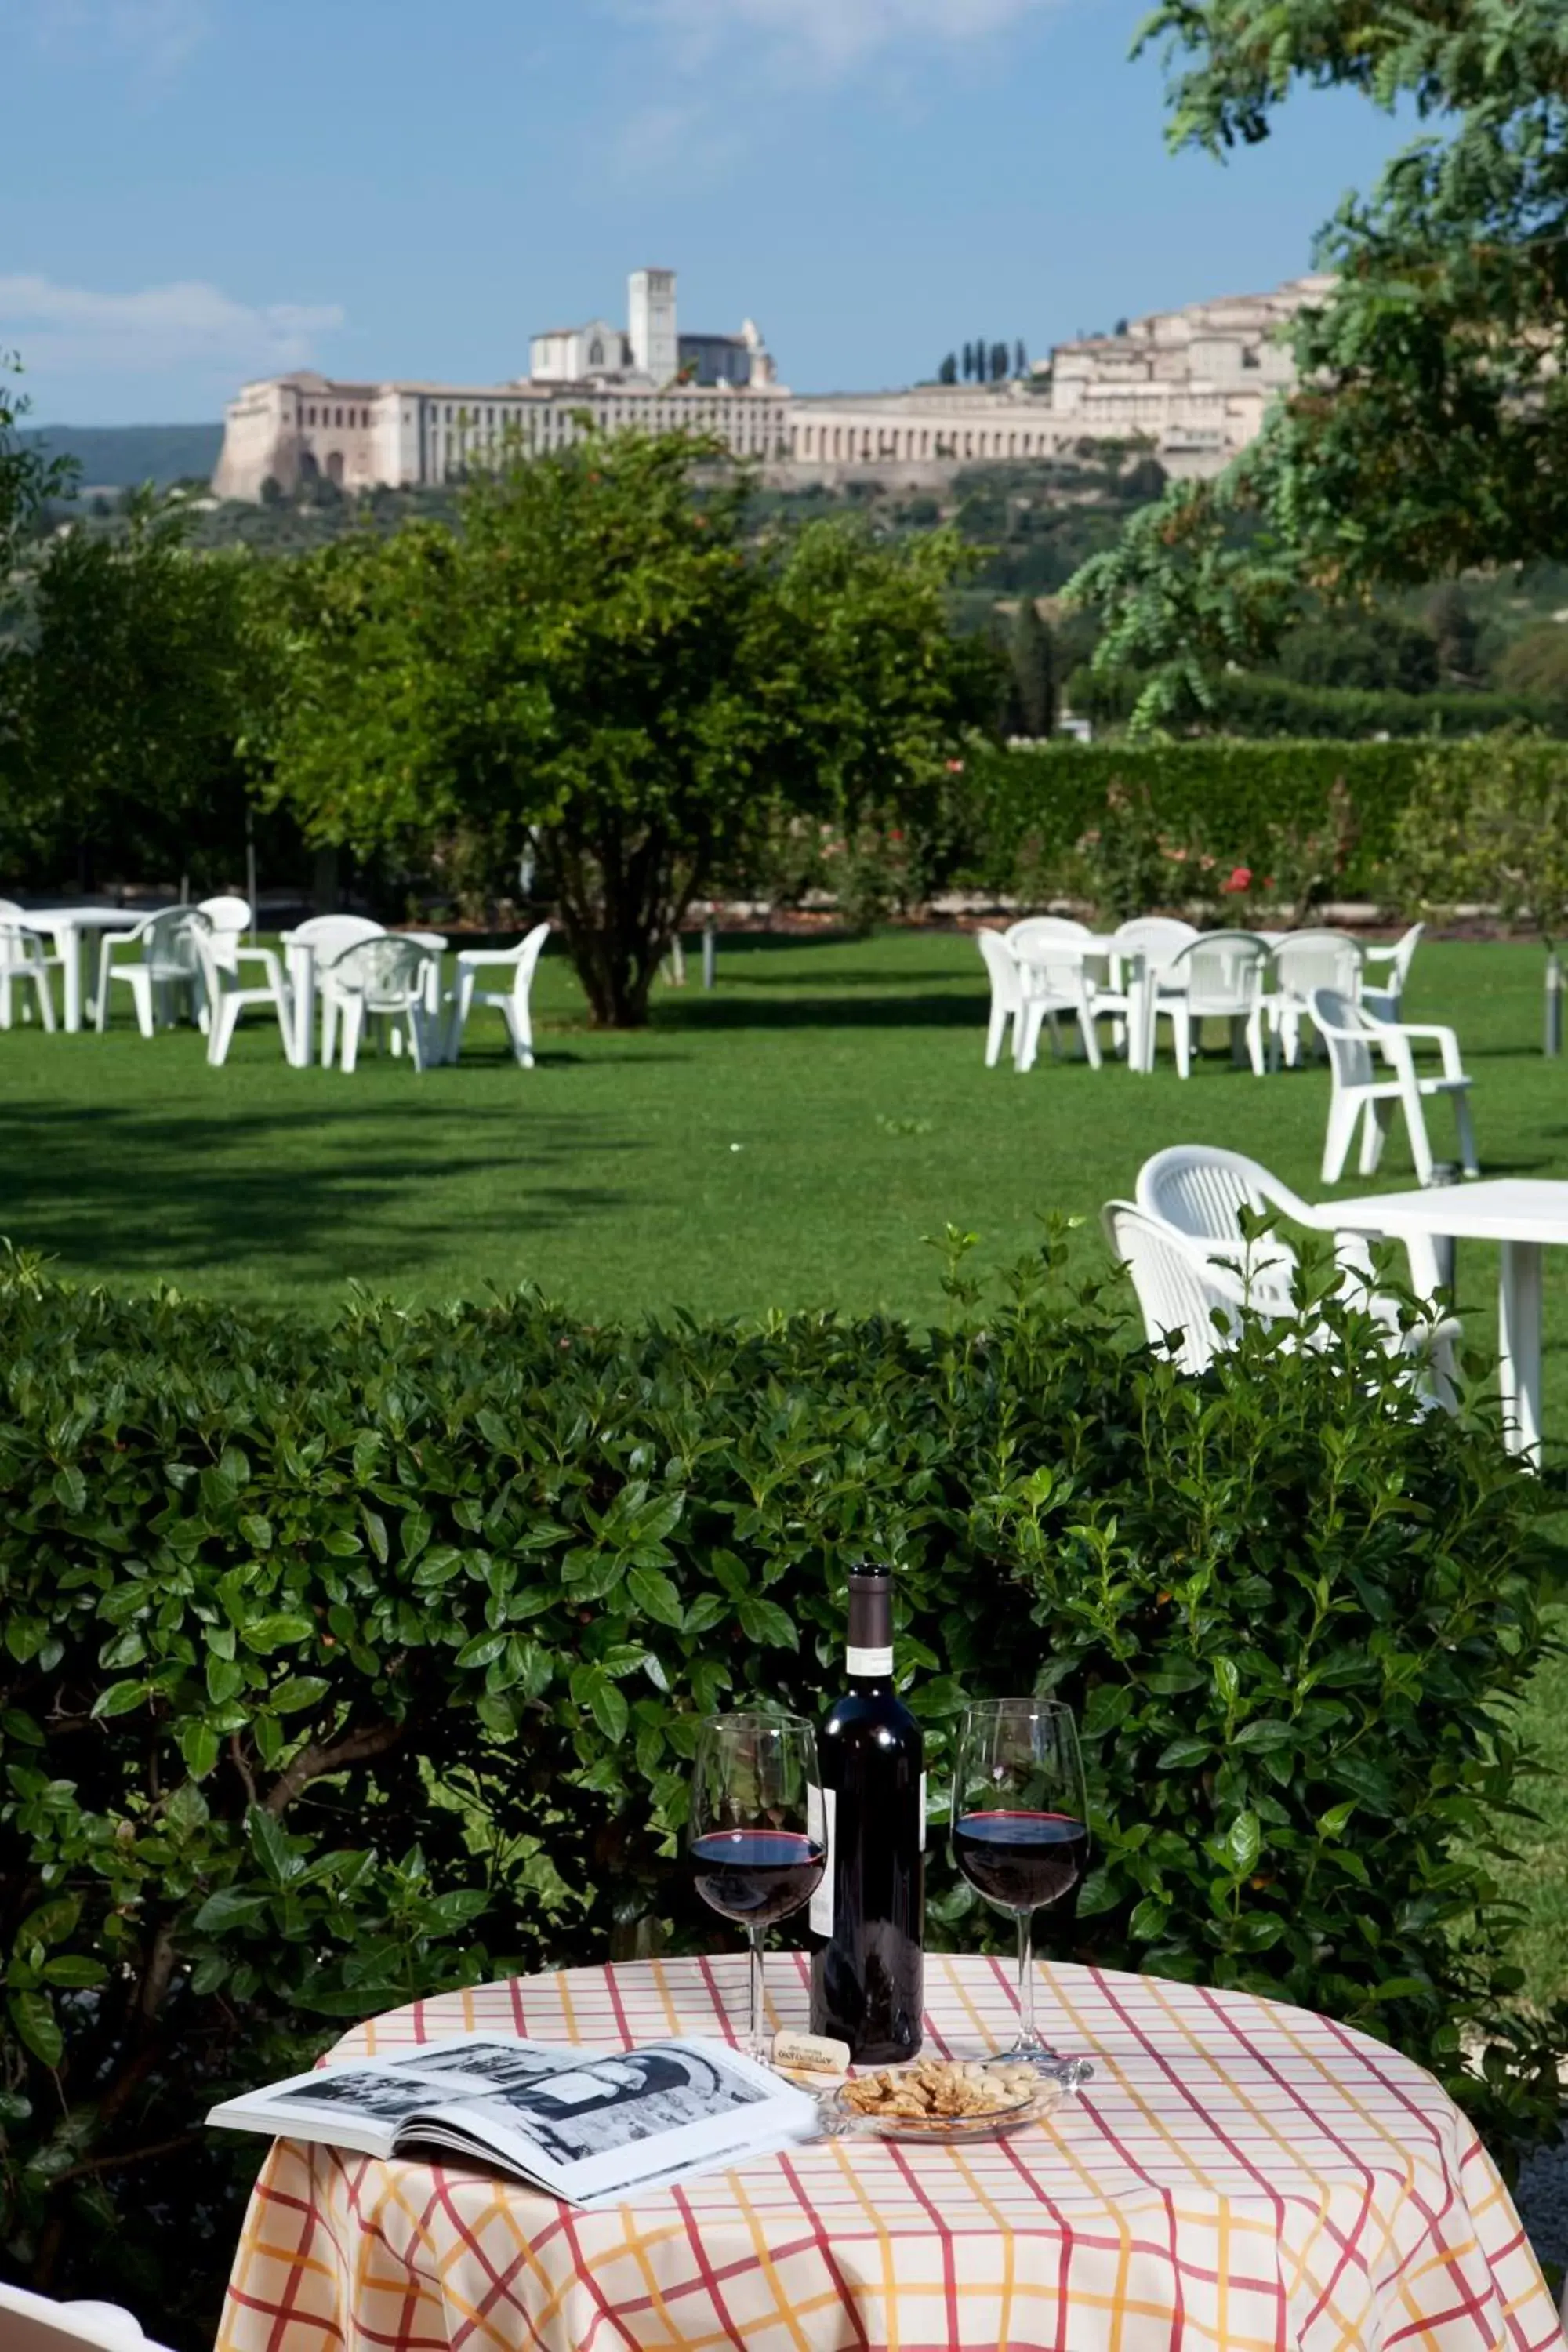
left=454, top=949, right=524, bottom=972
left=233, top=946, right=288, bottom=990
left=1390, top=1021, right=1466, bottom=1080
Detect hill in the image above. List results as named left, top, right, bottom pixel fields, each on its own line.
left=20, top=423, right=223, bottom=490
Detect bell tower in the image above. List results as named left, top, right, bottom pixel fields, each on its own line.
left=629, top=267, right=678, bottom=383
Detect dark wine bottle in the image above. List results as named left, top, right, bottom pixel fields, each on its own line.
left=808, top=1561, right=924, bottom=2063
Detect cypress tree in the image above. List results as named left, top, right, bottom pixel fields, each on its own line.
left=1009, top=599, right=1057, bottom=739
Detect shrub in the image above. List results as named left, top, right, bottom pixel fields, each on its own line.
left=0, top=1242, right=1560, bottom=2337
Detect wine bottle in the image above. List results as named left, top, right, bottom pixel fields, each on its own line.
left=808, top=1560, right=924, bottom=2063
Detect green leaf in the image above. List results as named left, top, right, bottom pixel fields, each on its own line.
left=51, top=1465, right=87, bottom=1516
left=626, top=1566, right=685, bottom=1628
left=9, top=1990, right=61, bottom=2068
left=242, top=1614, right=316, bottom=1654
left=736, top=1595, right=797, bottom=1650
left=589, top=1679, right=630, bottom=1743
left=192, top=1888, right=270, bottom=1933
left=91, top=1679, right=146, bottom=1720
left=272, top=1676, right=332, bottom=1715
left=1225, top=1810, right=1261, bottom=1877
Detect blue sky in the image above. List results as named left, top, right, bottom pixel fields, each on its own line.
left=3, top=0, right=1406, bottom=426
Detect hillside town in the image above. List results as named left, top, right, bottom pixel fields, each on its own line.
left=212, top=267, right=1333, bottom=500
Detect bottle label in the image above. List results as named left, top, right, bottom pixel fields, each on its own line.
left=808, top=1782, right=834, bottom=1936
left=919, top=1770, right=927, bottom=1853
left=846, top=1646, right=894, bottom=1677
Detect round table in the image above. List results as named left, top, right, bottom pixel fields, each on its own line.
left=216, top=1953, right=1556, bottom=2351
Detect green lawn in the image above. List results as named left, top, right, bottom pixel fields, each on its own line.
left=2, top=925, right=1566, bottom=1994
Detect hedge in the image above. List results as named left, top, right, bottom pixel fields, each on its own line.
left=0, top=1239, right=1561, bottom=2340
left=1063, top=673, right=1568, bottom=742
left=951, top=737, right=1568, bottom=909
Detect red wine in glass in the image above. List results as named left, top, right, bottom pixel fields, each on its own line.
left=951, top=1811, right=1087, bottom=1913
left=692, top=1830, right=828, bottom=1929
left=689, top=1713, right=824, bottom=2063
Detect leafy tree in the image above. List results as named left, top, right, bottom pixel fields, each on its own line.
left=1067, top=1, right=1568, bottom=728
left=263, top=434, right=983, bottom=1027
left=1008, top=598, right=1057, bottom=738
left=989, top=341, right=1010, bottom=382
left=0, top=356, right=76, bottom=580
left=1015, top=339, right=1029, bottom=377
left=1276, top=610, right=1440, bottom=696
left=1426, top=585, right=1482, bottom=686
left=5, top=492, right=279, bottom=891
left=1496, top=623, right=1568, bottom=701
left=938, top=352, right=958, bottom=386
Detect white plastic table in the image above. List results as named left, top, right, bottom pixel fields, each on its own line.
left=1016, top=940, right=1153, bottom=1073
left=18, top=906, right=140, bottom=1033
left=1327, top=1178, right=1568, bottom=1460
left=278, top=931, right=447, bottom=1069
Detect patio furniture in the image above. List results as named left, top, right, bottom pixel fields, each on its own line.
left=1014, top=938, right=1104, bottom=1072
left=976, top=927, right=1025, bottom=1067
left=216, top=1951, right=1558, bottom=2352
left=279, top=916, right=386, bottom=1068
left=323, top=936, right=441, bottom=1072
left=1309, top=985, right=1478, bottom=1189
left=197, top=895, right=252, bottom=968
left=95, top=908, right=209, bottom=1037
left=1327, top=1178, right=1568, bottom=1460
left=1150, top=931, right=1271, bottom=1077
left=1265, top=929, right=1364, bottom=1068
left=17, top=906, right=145, bottom=1032
left=1002, top=916, right=1094, bottom=957
left=0, top=921, right=58, bottom=1033
left=1360, top=921, right=1425, bottom=1024
left=446, top=921, right=550, bottom=1066
left=1102, top=1200, right=1289, bottom=1372
left=0, top=2284, right=174, bottom=2352
left=193, top=927, right=292, bottom=1067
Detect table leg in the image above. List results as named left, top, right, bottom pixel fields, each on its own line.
left=61, top=925, right=84, bottom=1033
left=285, top=944, right=314, bottom=1069
left=1498, top=1239, right=1543, bottom=1463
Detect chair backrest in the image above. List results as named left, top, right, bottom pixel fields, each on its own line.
left=975, top=927, right=1021, bottom=1011
left=1164, top=931, right=1269, bottom=1009
left=1135, top=1145, right=1316, bottom=1294
left=0, top=920, right=46, bottom=972
left=1308, top=985, right=1378, bottom=1088
left=1004, top=917, right=1094, bottom=962
left=292, top=915, right=385, bottom=956
left=327, top=935, right=432, bottom=1005
left=0, top=896, right=25, bottom=917
left=1272, top=929, right=1364, bottom=1000
left=1112, top=918, right=1198, bottom=973
left=0, top=2284, right=172, bottom=2352
left=1387, top=920, right=1425, bottom=993
left=197, top=895, right=251, bottom=935
left=141, top=906, right=209, bottom=978
left=1102, top=1201, right=1254, bottom=1376
left=506, top=920, right=551, bottom=996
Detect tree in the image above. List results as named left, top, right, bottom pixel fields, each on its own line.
left=1426, top=585, right=1482, bottom=685
left=938, top=353, right=958, bottom=386
left=989, top=341, right=1010, bottom=383
left=1014, top=339, right=1029, bottom=378
left=1276, top=610, right=1440, bottom=695
left=1007, top=598, right=1057, bottom=739
left=263, top=434, right=984, bottom=1027
left=5, top=492, right=278, bottom=891
left=1497, top=624, right=1568, bottom=702
left=961, top=342, right=975, bottom=382
left=1067, top=1, right=1568, bottom=728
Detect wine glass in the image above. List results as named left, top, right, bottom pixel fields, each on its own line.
left=689, top=1712, right=826, bottom=2065
left=951, top=1697, right=1094, bottom=2086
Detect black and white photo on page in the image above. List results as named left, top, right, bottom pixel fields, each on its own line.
left=454, top=2045, right=771, bottom=2167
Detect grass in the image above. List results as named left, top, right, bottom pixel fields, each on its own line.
left=1, top=925, right=1566, bottom=1995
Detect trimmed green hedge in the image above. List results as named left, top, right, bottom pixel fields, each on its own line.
left=0, top=1242, right=1560, bottom=2338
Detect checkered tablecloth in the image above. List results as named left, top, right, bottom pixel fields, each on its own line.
left=216, top=1951, right=1559, bottom=2351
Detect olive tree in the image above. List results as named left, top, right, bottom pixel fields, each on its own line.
left=263, top=433, right=984, bottom=1026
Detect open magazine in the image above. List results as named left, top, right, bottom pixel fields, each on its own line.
left=206, top=2031, right=819, bottom=2208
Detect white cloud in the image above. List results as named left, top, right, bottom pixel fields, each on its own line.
left=24, top=0, right=211, bottom=79
left=0, top=275, right=344, bottom=383
left=629, top=0, right=1054, bottom=77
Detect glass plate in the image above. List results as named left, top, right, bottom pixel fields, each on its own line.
left=829, top=2068, right=1063, bottom=2144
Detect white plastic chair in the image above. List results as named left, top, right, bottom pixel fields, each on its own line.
left=446, top=921, right=550, bottom=1067
left=325, top=935, right=440, bottom=1072
left=1135, top=1140, right=1450, bottom=1323
left=193, top=927, right=292, bottom=1066
left=1014, top=946, right=1103, bottom=1072
left=0, top=898, right=65, bottom=1027
left=0, top=922, right=58, bottom=1033
left=1266, top=930, right=1365, bottom=1068
left=1360, top=923, right=1425, bottom=1024
left=95, top=908, right=208, bottom=1036
left=1111, top=917, right=1198, bottom=978
left=291, top=915, right=386, bottom=1065
left=1151, top=931, right=1271, bottom=1077
left=1108, top=1185, right=1460, bottom=1403
left=1102, top=1199, right=1283, bottom=1373
left=1309, top=986, right=1479, bottom=1189
left=976, top=928, right=1025, bottom=1067
left=0, top=2283, right=175, bottom=2352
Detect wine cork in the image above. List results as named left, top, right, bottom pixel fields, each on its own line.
left=772, top=2030, right=850, bottom=2077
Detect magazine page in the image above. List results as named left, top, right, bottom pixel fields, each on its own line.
left=205, top=2035, right=586, bottom=2158
left=399, top=2038, right=819, bottom=2205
